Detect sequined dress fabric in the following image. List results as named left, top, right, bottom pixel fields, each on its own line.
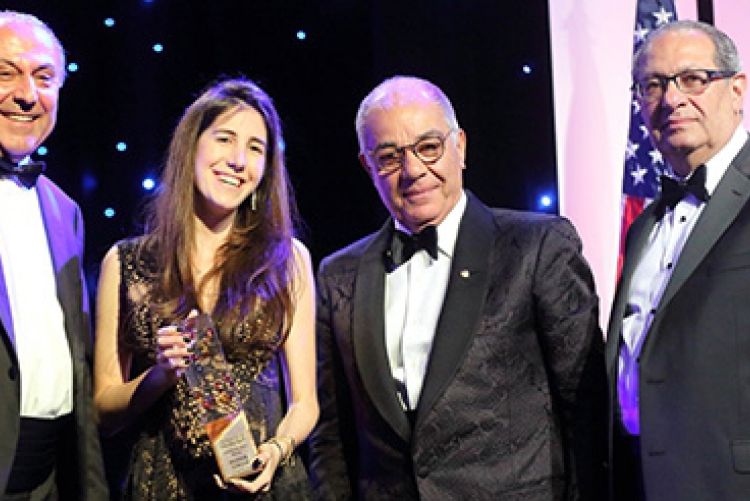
left=116, top=239, right=312, bottom=500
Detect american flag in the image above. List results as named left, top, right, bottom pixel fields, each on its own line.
left=619, top=0, right=677, bottom=277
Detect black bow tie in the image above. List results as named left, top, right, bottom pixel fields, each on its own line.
left=654, top=164, right=709, bottom=218
left=0, top=157, right=46, bottom=187
left=385, top=226, right=438, bottom=271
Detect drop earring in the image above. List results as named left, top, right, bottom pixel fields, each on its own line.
left=251, top=192, right=257, bottom=211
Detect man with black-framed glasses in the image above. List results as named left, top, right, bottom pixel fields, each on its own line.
left=308, top=75, right=607, bottom=500
left=606, top=19, right=750, bottom=500
left=632, top=68, right=737, bottom=104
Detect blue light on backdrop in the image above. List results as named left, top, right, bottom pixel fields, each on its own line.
left=538, top=193, right=555, bottom=211
left=142, top=177, right=156, bottom=191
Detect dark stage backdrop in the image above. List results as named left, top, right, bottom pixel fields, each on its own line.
left=5, top=0, right=556, bottom=280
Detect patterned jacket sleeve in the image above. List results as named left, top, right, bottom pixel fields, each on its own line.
left=531, top=217, right=607, bottom=500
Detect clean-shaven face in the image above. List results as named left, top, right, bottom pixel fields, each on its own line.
left=639, top=29, right=746, bottom=174
left=194, top=106, right=268, bottom=224
left=0, top=22, right=63, bottom=162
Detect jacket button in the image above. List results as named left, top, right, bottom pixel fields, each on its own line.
left=8, top=366, right=18, bottom=381
left=417, top=465, right=429, bottom=477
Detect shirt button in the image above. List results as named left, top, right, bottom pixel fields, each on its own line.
left=666, top=262, right=673, bottom=269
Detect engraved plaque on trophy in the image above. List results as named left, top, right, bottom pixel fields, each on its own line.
left=182, top=313, right=259, bottom=480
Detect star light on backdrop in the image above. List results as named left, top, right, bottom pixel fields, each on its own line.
left=142, top=178, right=156, bottom=191
left=538, top=193, right=554, bottom=210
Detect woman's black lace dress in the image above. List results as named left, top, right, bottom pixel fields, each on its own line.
left=114, top=238, right=312, bottom=500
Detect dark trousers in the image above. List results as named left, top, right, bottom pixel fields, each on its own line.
left=612, top=430, right=645, bottom=501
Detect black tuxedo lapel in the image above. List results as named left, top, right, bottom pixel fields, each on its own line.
left=36, top=177, right=87, bottom=359
left=37, top=177, right=66, bottom=276
left=37, top=177, right=73, bottom=306
left=605, top=204, right=659, bottom=369
left=415, top=193, right=493, bottom=426
left=352, top=223, right=411, bottom=440
left=607, top=140, right=750, bottom=366
left=657, top=138, right=750, bottom=313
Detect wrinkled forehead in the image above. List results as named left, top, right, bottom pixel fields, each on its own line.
left=357, top=78, right=455, bottom=151
left=0, top=21, right=64, bottom=71
left=363, top=85, right=446, bottom=129
left=363, top=100, right=446, bottom=142
left=638, top=29, right=717, bottom=76
left=367, top=84, right=437, bottom=111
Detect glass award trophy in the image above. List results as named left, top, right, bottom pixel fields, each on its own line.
left=182, top=313, right=259, bottom=480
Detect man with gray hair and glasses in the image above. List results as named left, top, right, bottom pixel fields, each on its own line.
left=607, top=19, right=750, bottom=500
left=308, top=75, right=607, bottom=500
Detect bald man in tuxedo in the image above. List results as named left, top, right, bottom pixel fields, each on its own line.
left=0, top=11, right=107, bottom=500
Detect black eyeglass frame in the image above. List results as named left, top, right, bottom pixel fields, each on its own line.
left=366, top=129, right=456, bottom=175
left=632, top=68, right=738, bottom=102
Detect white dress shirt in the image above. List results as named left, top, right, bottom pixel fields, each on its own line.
left=617, top=125, right=748, bottom=435
left=0, top=174, right=73, bottom=418
left=385, top=191, right=467, bottom=410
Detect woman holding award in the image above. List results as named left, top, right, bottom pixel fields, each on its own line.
left=93, top=77, right=318, bottom=499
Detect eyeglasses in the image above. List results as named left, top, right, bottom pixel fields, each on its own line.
left=632, top=68, right=737, bottom=102
left=367, top=129, right=455, bottom=174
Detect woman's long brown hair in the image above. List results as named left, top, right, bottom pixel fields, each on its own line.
left=138, top=78, right=300, bottom=350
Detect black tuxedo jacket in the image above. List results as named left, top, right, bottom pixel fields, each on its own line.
left=309, top=192, right=606, bottom=500
left=0, top=176, right=108, bottom=499
left=606, top=136, right=750, bottom=499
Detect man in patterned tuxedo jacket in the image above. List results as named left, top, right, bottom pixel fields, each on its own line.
left=308, top=75, right=606, bottom=500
